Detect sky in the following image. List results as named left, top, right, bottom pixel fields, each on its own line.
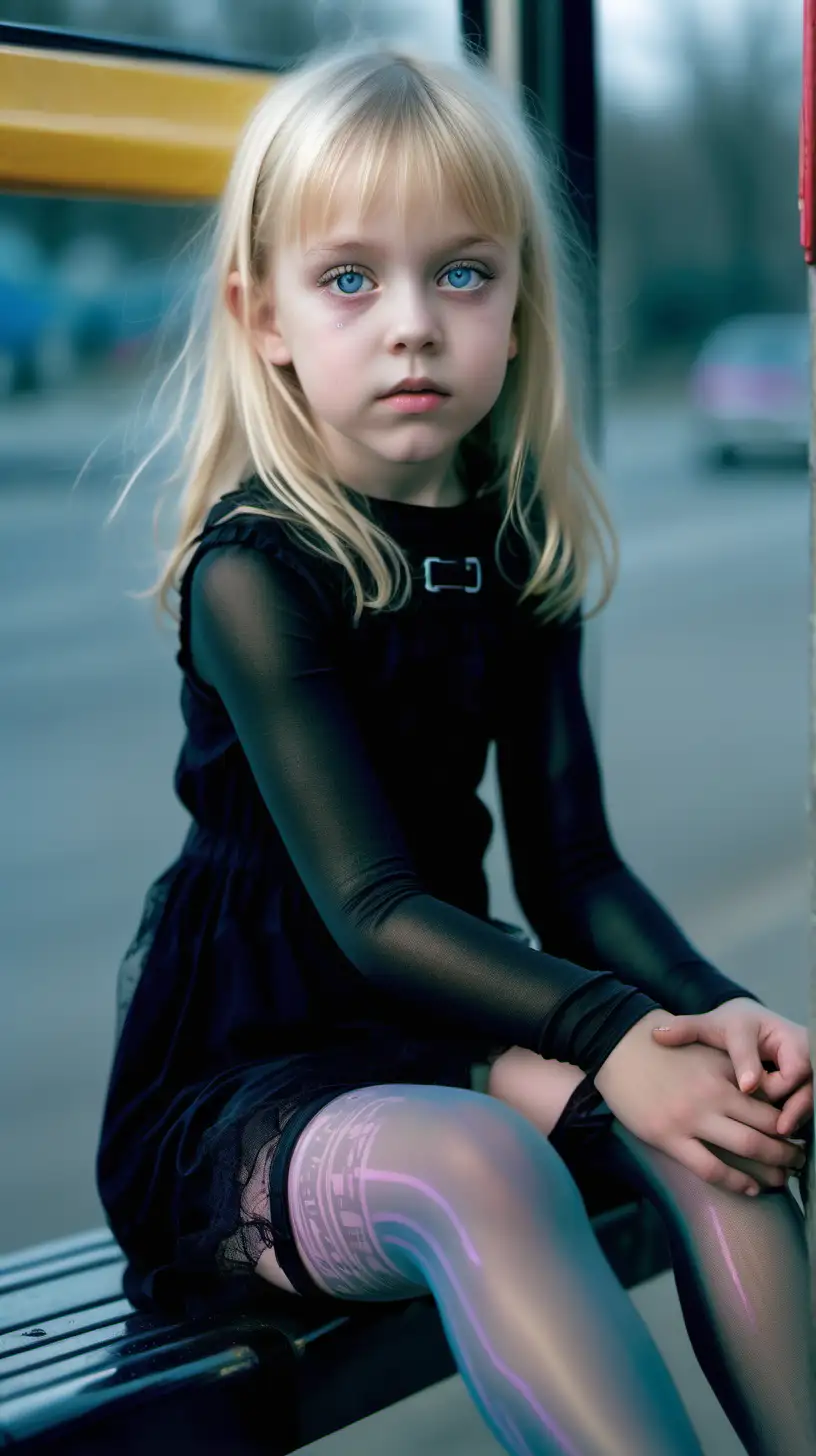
left=599, top=0, right=673, bottom=101
left=598, top=0, right=801, bottom=107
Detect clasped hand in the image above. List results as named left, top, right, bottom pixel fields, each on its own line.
left=594, top=1004, right=810, bottom=1196
left=652, top=999, right=812, bottom=1194
left=652, top=999, right=813, bottom=1137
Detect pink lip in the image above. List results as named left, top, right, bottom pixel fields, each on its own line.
left=380, top=392, right=449, bottom=414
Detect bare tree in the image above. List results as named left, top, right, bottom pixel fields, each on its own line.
left=671, top=0, right=799, bottom=309
left=601, top=0, right=801, bottom=380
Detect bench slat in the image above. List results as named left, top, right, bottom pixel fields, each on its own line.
left=0, top=1246, right=122, bottom=1298
left=0, top=1230, right=115, bottom=1278
left=0, top=1264, right=127, bottom=1335
left=2, top=1323, right=263, bottom=1402
left=0, top=1302, right=144, bottom=1366
left=1, top=1340, right=261, bottom=1446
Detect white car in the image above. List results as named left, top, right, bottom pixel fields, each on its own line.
left=690, top=314, right=809, bottom=467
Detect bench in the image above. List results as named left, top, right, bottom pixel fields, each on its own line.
left=0, top=1165, right=670, bottom=1454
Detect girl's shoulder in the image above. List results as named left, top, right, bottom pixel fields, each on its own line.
left=178, top=486, right=340, bottom=683
left=176, top=485, right=346, bottom=665
left=200, top=482, right=298, bottom=548
left=191, top=482, right=336, bottom=598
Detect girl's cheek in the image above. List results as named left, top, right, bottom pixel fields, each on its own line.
left=308, top=308, right=358, bottom=344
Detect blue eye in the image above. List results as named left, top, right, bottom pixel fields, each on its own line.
left=319, top=265, right=374, bottom=296
left=334, top=269, right=366, bottom=294
left=446, top=266, right=475, bottom=289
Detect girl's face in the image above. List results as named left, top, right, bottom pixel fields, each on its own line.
left=250, top=181, right=520, bottom=493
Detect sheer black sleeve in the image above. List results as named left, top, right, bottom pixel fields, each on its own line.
left=496, top=609, right=762, bottom=1016
left=188, top=538, right=662, bottom=1077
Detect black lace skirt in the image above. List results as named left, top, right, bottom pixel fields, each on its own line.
left=97, top=856, right=506, bottom=1319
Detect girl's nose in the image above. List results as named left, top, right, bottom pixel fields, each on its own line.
left=383, top=284, right=442, bottom=354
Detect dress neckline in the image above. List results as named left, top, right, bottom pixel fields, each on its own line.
left=345, top=486, right=482, bottom=517
left=220, top=474, right=498, bottom=536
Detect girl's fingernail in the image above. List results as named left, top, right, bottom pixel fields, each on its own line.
left=747, top=1187, right=759, bottom=1196
left=654, top=1026, right=671, bottom=1033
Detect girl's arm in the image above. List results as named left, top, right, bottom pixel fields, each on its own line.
left=188, top=541, right=660, bottom=1079
left=495, top=609, right=762, bottom=1017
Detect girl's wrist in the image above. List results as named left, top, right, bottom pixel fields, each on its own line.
left=594, top=1007, right=674, bottom=1093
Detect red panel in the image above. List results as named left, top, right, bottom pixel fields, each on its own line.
left=800, top=0, right=816, bottom=261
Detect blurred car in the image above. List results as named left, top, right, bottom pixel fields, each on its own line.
left=0, top=223, right=80, bottom=396
left=74, top=256, right=201, bottom=364
left=689, top=313, right=809, bottom=467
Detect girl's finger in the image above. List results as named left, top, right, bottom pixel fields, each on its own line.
left=683, top=1140, right=761, bottom=1196
left=706, top=1115, right=806, bottom=1171
left=723, top=1087, right=781, bottom=1136
left=775, top=1041, right=812, bottom=1083
left=707, top=1142, right=789, bottom=1189
left=776, top=1084, right=815, bottom=1137
left=725, top=1026, right=765, bottom=1093
left=651, top=1019, right=702, bottom=1045
left=759, top=1065, right=804, bottom=1101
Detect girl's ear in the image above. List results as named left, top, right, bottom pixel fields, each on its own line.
left=225, top=270, right=292, bottom=367
left=507, top=310, right=519, bottom=361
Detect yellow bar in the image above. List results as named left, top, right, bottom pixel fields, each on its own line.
left=0, top=45, right=272, bottom=200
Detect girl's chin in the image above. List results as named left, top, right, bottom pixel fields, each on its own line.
left=369, top=431, right=459, bottom=465
left=318, top=419, right=460, bottom=469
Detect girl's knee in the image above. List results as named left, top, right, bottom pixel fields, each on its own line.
left=414, top=1084, right=574, bottom=1194
left=486, top=1046, right=585, bottom=1136
left=298, top=1083, right=579, bottom=1214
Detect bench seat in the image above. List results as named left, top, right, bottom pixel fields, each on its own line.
left=0, top=1164, right=670, bottom=1455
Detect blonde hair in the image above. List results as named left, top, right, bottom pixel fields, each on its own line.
left=128, top=43, right=618, bottom=623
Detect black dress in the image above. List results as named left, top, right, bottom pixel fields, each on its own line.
left=96, top=477, right=756, bottom=1316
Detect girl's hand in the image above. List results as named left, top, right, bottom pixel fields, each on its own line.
left=651, top=999, right=813, bottom=1138
left=595, top=1010, right=807, bottom=1195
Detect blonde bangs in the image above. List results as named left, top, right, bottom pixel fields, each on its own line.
left=270, top=66, right=526, bottom=255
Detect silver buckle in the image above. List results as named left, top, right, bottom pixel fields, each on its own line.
left=423, top=556, right=482, bottom=593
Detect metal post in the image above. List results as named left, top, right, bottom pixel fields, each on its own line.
left=486, top=0, right=521, bottom=94
left=799, top=0, right=816, bottom=1317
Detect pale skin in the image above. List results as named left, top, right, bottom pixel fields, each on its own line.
left=228, top=189, right=519, bottom=509
left=226, top=174, right=806, bottom=1296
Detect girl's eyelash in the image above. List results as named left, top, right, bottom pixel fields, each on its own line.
left=445, top=259, right=495, bottom=281
left=318, top=264, right=372, bottom=286
left=316, top=260, right=496, bottom=288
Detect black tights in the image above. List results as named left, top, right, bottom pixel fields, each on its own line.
left=282, top=1083, right=815, bottom=1456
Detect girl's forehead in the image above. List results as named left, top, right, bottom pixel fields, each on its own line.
left=297, top=194, right=504, bottom=254
left=284, top=146, right=520, bottom=255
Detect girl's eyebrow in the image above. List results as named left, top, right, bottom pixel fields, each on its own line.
left=304, top=235, right=503, bottom=259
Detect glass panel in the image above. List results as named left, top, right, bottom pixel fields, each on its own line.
left=0, top=195, right=209, bottom=1248
left=595, top=0, right=808, bottom=1027
left=0, top=0, right=461, bottom=65
left=587, top=12, right=809, bottom=1439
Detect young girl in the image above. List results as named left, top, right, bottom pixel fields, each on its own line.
left=97, top=44, right=815, bottom=1456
